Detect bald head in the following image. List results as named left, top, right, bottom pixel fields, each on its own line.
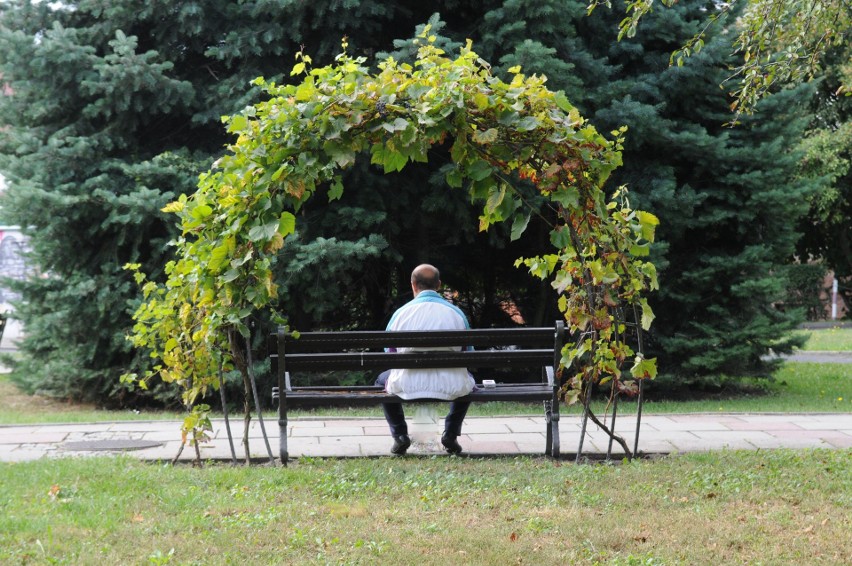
left=411, top=264, right=441, bottom=294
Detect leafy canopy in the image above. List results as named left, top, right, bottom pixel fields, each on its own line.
left=588, top=0, right=852, bottom=119
left=125, top=34, right=659, bottom=414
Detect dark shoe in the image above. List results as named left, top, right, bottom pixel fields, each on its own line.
left=441, top=433, right=463, bottom=455
left=391, top=434, right=411, bottom=455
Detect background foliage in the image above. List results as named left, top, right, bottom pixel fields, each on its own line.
left=0, top=0, right=835, bottom=406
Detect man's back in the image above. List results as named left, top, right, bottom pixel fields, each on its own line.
left=387, top=289, right=468, bottom=334
left=384, top=290, right=475, bottom=400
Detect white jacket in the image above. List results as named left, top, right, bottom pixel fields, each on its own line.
left=384, top=290, right=476, bottom=400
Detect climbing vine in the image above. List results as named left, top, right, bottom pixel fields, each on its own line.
left=125, top=33, right=659, bottom=452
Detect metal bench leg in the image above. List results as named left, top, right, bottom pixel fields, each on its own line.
left=275, top=386, right=289, bottom=466
left=551, top=394, right=560, bottom=459
left=279, top=413, right=289, bottom=466
left=544, top=400, right=553, bottom=457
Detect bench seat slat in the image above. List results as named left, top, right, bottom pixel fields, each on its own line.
left=277, top=328, right=556, bottom=352
left=281, top=384, right=555, bottom=408
left=281, top=349, right=554, bottom=371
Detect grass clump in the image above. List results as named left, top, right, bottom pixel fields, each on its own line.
left=796, top=326, right=852, bottom=351
left=633, top=361, right=852, bottom=414
left=1, top=450, right=849, bottom=564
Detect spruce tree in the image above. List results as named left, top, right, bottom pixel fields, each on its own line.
left=0, top=0, right=461, bottom=403
left=578, top=2, right=819, bottom=380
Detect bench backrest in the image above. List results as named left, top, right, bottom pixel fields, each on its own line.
left=271, top=322, right=565, bottom=376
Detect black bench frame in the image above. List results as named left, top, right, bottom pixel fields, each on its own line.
left=271, top=321, right=566, bottom=464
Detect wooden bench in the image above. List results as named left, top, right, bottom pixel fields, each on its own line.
left=270, top=322, right=565, bottom=464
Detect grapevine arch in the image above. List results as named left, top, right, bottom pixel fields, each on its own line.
left=127, top=35, right=660, bottom=461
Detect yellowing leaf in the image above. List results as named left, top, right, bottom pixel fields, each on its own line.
left=278, top=212, right=296, bottom=236
left=639, top=298, right=655, bottom=330
left=485, top=184, right=506, bottom=214
left=265, top=232, right=284, bottom=253
left=473, top=92, right=489, bottom=110
left=227, top=115, right=247, bottom=133
left=636, top=210, right=660, bottom=242
left=208, top=242, right=231, bottom=273
left=630, top=355, right=658, bottom=380
left=295, top=81, right=315, bottom=101
left=161, top=201, right=184, bottom=213
left=472, top=128, right=499, bottom=144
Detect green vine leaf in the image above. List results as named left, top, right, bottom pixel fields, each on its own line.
left=510, top=211, right=531, bottom=241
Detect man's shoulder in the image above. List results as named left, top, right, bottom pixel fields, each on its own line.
left=408, top=292, right=462, bottom=313
left=411, top=290, right=450, bottom=305
left=389, top=292, right=469, bottom=330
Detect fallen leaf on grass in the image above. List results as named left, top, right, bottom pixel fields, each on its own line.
left=510, top=532, right=517, bottom=542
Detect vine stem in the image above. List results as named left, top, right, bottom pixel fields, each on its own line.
left=587, top=408, right=633, bottom=460
left=170, top=441, right=184, bottom=466
left=633, top=303, right=647, bottom=457
left=228, top=327, right=253, bottom=464
left=576, top=364, right=594, bottom=463
left=193, top=438, right=202, bottom=467
left=245, top=326, right=276, bottom=464
left=218, top=359, right=238, bottom=465
left=565, top=208, right=601, bottom=464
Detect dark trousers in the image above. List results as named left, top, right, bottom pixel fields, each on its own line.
left=375, top=370, right=470, bottom=438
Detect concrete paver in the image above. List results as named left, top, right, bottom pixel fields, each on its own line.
left=0, top=413, right=850, bottom=463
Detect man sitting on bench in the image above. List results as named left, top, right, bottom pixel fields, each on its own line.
left=375, top=264, right=475, bottom=456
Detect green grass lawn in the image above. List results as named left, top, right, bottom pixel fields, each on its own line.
left=1, top=450, right=849, bottom=565
left=2, top=325, right=850, bottom=425
left=0, top=373, right=185, bottom=425
left=2, top=358, right=850, bottom=425
left=797, top=325, right=852, bottom=351
left=2, top=332, right=849, bottom=564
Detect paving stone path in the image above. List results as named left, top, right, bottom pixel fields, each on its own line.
left=2, top=412, right=850, bottom=463
left=2, top=350, right=848, bottom=463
